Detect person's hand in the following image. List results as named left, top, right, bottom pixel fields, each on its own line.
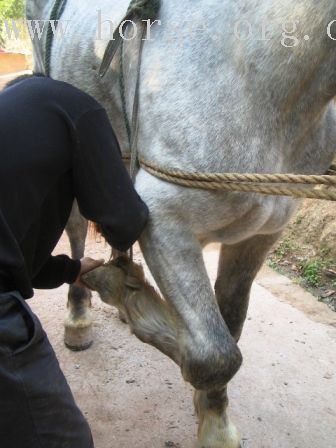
left=74, top=257, right=104, bottom=288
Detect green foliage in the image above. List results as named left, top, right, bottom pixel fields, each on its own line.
left=0, top=0, right=24, bottom=46
left=275, top=238, right=297, bottom=259
left=294, top=215, right=303, bottom=225
left=266, top=259, right=279, bottom=271
left=0, top=0, right=24, bottom=20
left=298, top=259, right=324, bottom=287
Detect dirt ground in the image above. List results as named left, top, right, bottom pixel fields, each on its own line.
left=270, top=199, right=336, bottom=311
left=27, top=234, right=336, bottom=448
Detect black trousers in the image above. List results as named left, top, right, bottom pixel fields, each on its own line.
left=0, top=291, right=94, bottom=448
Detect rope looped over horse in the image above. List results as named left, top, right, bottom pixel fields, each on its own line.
left=139, top=159, right=336, bottom=201
left=98, top=0, right=336, bottom=201
left=46, top=0, right=336, bottom=201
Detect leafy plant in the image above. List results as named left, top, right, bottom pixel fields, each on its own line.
left=275, top=238, right=297, bottom=259
left=267, top=259, right=279, bottom=271
left=0, top=0, right=24, bottom=19
left=298, top=259, right=324, bottom=287
left=0, top=0, right=24, bottom=47
left=294, top=215, right=303, bottom=225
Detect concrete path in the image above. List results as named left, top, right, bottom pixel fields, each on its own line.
left=28, top=235, right=336, bottom=448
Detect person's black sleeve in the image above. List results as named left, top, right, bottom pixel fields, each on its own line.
left=32, top=255, right=81, bottom=289
left=73, top=108, right=149, bottom=251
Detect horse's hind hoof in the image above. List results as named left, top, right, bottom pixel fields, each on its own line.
left=64, top=324, right=93, bottom=351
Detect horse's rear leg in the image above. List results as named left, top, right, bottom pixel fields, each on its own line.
left=64, top=202, right=93, bottom=351
left=195, top=233, right=281, bottom=448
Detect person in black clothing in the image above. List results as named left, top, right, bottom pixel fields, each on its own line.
left=0, top=74, right=149, bottom=448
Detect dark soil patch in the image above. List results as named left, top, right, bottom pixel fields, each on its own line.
left=268, top=199, right=336, bottom=312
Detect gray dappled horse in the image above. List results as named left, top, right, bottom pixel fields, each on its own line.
left=27, top=0, right=336, bottom=446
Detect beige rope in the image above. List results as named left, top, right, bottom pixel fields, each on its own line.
left=140, top=159, right=336, bottom=201
left=140, top=160, right=336, bottom=186
left=122, top=156, right=336, bottom=201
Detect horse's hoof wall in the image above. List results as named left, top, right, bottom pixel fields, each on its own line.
left=64, top=325, right=93, bottom=351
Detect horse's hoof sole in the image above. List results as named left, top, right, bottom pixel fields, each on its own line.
left=64, top=339, right=93, bottom=351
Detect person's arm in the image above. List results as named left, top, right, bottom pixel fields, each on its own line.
left=32, top=255, right=80, bottom=289
left=32, top=255, right=104, bottom=289
left=73, top=108, right=149, bottom=251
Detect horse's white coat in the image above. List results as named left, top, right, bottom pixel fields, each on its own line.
left=26, top=0, right=336, bottom=240
left=26, top=1, right=336, bottom=446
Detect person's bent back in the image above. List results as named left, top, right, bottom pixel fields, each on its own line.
left=0, top=75, right=148, bottom=299
left=0, top=74, right=148, bottom=448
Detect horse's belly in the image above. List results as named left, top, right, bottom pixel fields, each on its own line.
left=136, top=170, right=297, bottom=246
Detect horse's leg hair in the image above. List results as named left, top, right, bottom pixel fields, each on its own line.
left=139, top=215, right=242, bottom=392
left=215, top=233, right=281, bottom=341
left=194, top=233, right=281, bottom=448
left=83, top=259, right=182, bottom=364
left=64, top=201, right=93, bottom=350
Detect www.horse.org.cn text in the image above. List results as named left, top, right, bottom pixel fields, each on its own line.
left=233, top=19, right=336, bottom=47
left=1, top=16, right=336, bottom=48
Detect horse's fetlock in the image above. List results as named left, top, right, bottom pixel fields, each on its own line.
left=182, top=344, right=242, bottom=390
left=67, top=284, right=92, bottom=304
left=228, top=343, right=243, bottom=375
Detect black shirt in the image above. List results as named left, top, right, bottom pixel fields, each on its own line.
left=0, top=76, right=148, bottom=299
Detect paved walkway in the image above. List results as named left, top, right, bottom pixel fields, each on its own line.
left=28, top=235, right=336, bottom=448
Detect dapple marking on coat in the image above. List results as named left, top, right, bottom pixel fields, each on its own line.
left=26, top=0, right=336, bottom=446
